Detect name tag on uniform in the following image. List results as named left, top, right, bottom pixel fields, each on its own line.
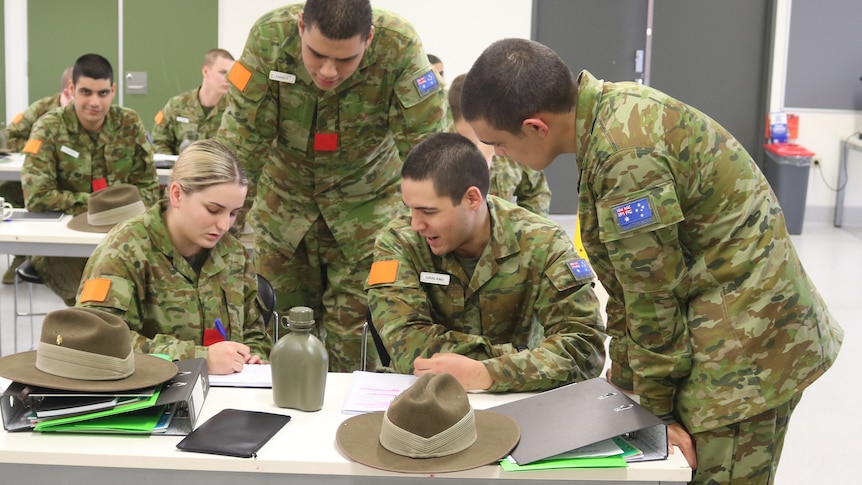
left=60, top=145, right=80, bottom=158
left=269, top=70, right=296, bottom=84
left=176, top=116, right=190, bottom=123
left=420, top=272, right=450, bottom=286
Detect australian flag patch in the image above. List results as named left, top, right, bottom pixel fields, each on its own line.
left=613, top=197, right=654, bottom=231
left=414, top=70, right=439, bottom=97
left=567, top=258, right=594, bottom=281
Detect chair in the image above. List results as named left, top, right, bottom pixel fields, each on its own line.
left=360, top=308, right=391, bottom=371
left=257, top=274, right=279, bottom=341
left=13, top=259, right=49, bottom=351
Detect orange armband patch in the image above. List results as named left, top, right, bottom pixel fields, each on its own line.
left=154, top=110, right=164, bottom=125
left=227, top=61, right=253, bottom=92
left=79, top=278, right=112, bottom=303
left=22, top=139, right=42, bottom=154
left=367, top=260, right=399, bottom=285
left=12, top=113, right=24, bottom=125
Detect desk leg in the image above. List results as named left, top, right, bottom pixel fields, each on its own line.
left=834, top=141, right=848, bottom=227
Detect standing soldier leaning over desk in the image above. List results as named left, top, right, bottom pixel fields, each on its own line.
left=21, top=53, right=159, bottom=307
left=1, top=66, right=74, bottom=284
left=216, top=0, right=450, bottom=371
left=151, top=49, right=235, bottom=155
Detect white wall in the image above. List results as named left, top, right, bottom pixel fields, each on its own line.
left=6, top=0, right=860, bottom=223
left=217, top=0, right=532, bottom=83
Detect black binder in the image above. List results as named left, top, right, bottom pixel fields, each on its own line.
left=488, top=377, right=668, bottom=465
left=1, top=358, right=209, bottom=435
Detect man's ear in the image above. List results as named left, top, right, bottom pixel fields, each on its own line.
left=523, top=117, right=550, bottom=137
left=464, top=186, right=484, bottom=209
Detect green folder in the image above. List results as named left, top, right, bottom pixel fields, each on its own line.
left=34, top=387, right=162, bottom=432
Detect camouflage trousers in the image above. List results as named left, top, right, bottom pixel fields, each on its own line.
left=689, top=393, right=801, bottom=485
left=255, top=217, right=380, bottom=372
left=29, top=256, right=88, bottom=304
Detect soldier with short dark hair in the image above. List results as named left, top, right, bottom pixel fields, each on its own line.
left=21, top=53, right=159, bottom=306
left=448, top=73, right=551, bottom=217
left=366, top=132, right=606, bottom=392
left=462, top=38, right=844, bottom=484
left=216, top=0, right=451, bottom=372
left=151, top=48, right=235, bottom=155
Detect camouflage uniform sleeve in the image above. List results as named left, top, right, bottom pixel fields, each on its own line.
left=242, top=256, right=273, bottom=360
left=513, top=163, right=552, bottom=217
left=5, top=113, right=31, bottom=152
left=78, top=242, right=204, bottom=361
left=125, top=113, right=160, bottom=206
left=367, top=226, right=501, bottom=375
left=484, top=229, right=606, bottom=392
left=389, top=41, right=452, bottom=159
left=215, top=29, right=279, bottom=195
left=21, top=114, right=88, bottom=213
left=5, top=96, right=55, bottom=152
left=150, top=101, right=178, bottom=155
left=594, top=150, right=691, bottom=417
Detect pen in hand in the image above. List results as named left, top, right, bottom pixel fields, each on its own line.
left=214, top=318, right=229, bottom=341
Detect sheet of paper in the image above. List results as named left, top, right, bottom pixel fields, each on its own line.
left=208, top=364, right=272, bottom=388
left=341, top=371, right=417, bottom=414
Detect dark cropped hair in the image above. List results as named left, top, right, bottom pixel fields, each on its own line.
left=303, top=0, right=373, bottom=40
left=401, top=133, right=490, bottom=205
left=462, top=38, right=577, bottom=134
left=72, top=53, right=114, bottom=84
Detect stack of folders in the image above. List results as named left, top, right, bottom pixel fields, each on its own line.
left=1, top=358, right=208, bottom=435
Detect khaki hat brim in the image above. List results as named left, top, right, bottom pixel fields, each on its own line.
left=0, top=351, right=178, bottom=392
left=336, top=410, right=520, bottom=474
left=67, top=212, right=118, bottom=233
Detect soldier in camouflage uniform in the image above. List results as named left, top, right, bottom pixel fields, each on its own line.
left=215, top=0, right=450, bottom=372
left=4, top=67, right=74, bottom=154
left=77, top=140, right=271, bottom=375
left=462, top=39, right=843, bottom=484
left=366, top=133, right=605, bottom=392
left=1, top=67, right=74, bottom=284
left=448, top=73, right=550, bottom=217
left=22, top=54, right=160, bottom=306
left=151, top=49, right=235, bottom=155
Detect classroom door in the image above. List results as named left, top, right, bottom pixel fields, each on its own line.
left=28, top=0, right=119, bottom=103
left=532, top=0, right=649, bottom=213
left=121, top=0, right=218, bottom=132
left=27, top=0, right=216, bottom=133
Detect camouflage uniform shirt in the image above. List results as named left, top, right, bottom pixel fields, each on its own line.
left=151, top=87, right=229, bottom=155
left=573, top=70, right=843, bottom=432
left=78, top=203, right=272, bottom=361
left=4, top=94, right=61, bottom=152
left=366, top=196, right=606, bottom=392
left=489, top=154, right=551, bottom=217
left=216, top=5, right=450, bottom=261
left=21, top=104, right=160, bottom=213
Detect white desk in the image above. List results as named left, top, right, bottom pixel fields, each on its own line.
left=834, top=135, right=862, bottom=227
left=0, top=153, right=171, bottom=185
left=0, top=373, right=691, bottom=484
left=0, top=212, right=105, bottom=257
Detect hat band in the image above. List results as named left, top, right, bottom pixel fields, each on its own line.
left=379, top=408, right=478, bottom=458
left=87, top=201, right=146, bottom=227
left=35, top=342, right=135, bottom=381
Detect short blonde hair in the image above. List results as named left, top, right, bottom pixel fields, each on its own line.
left=168, top=139, right=247, bottom=196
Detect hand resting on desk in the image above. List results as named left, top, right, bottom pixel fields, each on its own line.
left=207, top=341, right=262, bottom=374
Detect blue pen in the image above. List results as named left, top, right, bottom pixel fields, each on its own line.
left=214, top=318, right=229, bottom=341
